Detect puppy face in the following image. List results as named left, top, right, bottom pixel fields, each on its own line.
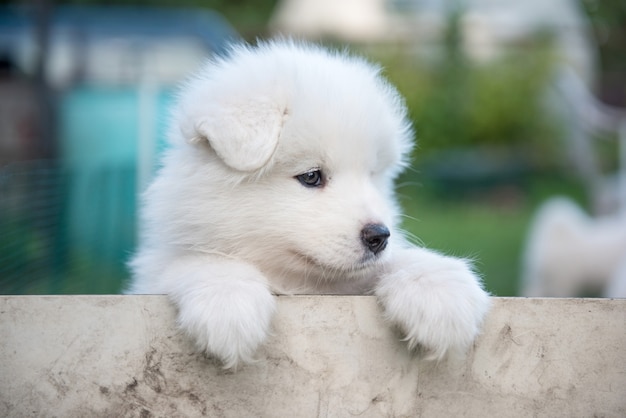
left=151, top=41, right=413, bottom=289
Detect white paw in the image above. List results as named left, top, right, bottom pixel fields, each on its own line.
left=376, top=250, right=491, bottom=359
left=172, top=274, right=276, bottom=369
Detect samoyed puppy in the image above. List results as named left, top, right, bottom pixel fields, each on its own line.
left=129, top=40, right=491, bottom=369
left=522, top=197, right=626, bottom=297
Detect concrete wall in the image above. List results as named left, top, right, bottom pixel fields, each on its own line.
left=1, top=296, right=624, bottom=417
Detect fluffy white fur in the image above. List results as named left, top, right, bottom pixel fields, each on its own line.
left=128, top=40, right=491, bottom=369
left=522, top=197, right=626, bottom=298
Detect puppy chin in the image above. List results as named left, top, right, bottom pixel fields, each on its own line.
left=288, top=246, right=389, bottom=277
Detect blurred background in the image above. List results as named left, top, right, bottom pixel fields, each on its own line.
left=0, top=0, right=624, bottom=297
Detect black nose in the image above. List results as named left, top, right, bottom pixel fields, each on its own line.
left=361, top=223, right=390, bottom=255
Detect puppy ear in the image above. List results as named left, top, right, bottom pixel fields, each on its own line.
left=192, top=100, right=284, bottom=172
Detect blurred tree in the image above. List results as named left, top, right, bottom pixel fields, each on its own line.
left=581, top=0, right=626, bottom=106
left=379, top=29, right=558, bottom=167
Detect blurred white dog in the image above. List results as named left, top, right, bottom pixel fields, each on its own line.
left=522, top=197, right=626, bottom=297
left=128, top=40, right=490, bottom=369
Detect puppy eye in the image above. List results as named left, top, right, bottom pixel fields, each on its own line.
left=295, top=169, right=323, bottom=188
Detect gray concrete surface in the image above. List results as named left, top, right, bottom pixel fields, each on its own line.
left=0, top=296, right=624, bottom=417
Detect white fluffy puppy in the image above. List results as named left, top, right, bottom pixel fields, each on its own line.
left=129, top=40, right=490, bottom=369
left=522, top=197, right=626, bottom=297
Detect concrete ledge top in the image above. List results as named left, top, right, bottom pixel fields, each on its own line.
left=1, top=296, right=625, bottom=417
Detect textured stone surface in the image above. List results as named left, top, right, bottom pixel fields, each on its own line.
left=1, top=296, right=624, bottom=417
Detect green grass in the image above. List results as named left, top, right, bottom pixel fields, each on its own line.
left=399, top=196, right=532, bottom=296
left=397, top=173, right=587, bottom=296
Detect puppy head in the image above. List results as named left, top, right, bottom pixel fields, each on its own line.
left=164, top=40, right=414, bottom=285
